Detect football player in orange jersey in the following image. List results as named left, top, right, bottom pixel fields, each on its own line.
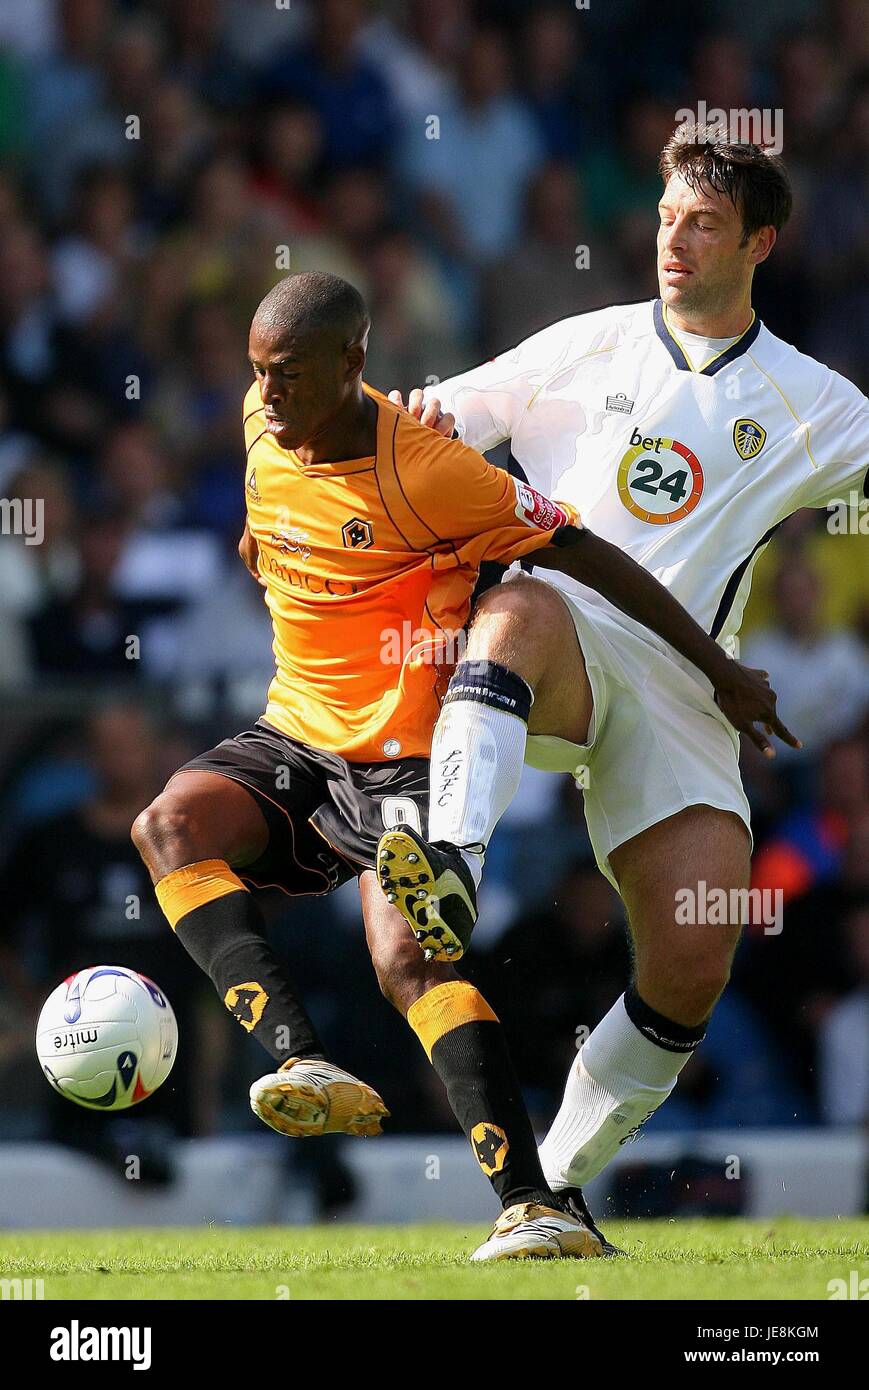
left=133, top=272, right=781, bottom=1260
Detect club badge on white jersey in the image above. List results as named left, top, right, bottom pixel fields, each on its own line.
left=434, top=299, right=868, bottom=653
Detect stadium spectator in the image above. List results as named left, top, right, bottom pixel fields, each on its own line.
left=739, top=807, right=869, bottom=1107
left=167, top=152, right=280, bottom=310
left=741, top=556, right=869, bottom=761
left=481, top=164, right=628, bottom=351
left=135, top=77, right=212, bottom=232
left=750, top=735, right=869, bottom=907
left=817, top=904, right=869, bottom=1126
left=0, top=221, right=95, bottom=451
left=362, top=226, right=468, bottom=392
left=27, top=510, right=147, bottom=680
left=398, top=24, right=543, bottom=267
left=259, top=0, right=397, bottom=170
left=772, top=28, right=838, bottom=162
left=248, top=101, right=326, bottom=235
left=520, top=5, right=598, bottom=160
left=163, top=0, right=250, bottom=112
left=88, top=422, right=225, bottom=667
left=149, top=299, right=256, bottom=537
left=24, top=0, right=111, bottom=208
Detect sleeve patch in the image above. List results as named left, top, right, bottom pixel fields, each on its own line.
left=513, top=479, right=570, bottom=531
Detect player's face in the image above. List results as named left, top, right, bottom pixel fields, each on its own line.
left=248, top=321, right=351, bottom=451
left=656, top=174, right=769, bottom=318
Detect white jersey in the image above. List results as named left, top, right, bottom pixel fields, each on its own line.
left=434, top=299, right=869, bottom=662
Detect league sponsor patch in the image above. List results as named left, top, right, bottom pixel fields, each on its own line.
left=513, top=480, right=570, bottom=531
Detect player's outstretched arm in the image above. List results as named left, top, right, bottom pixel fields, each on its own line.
left=534, top=525, right=801, bottom=758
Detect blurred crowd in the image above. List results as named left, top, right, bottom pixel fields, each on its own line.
left=0, top=0, right=866, bottom=1167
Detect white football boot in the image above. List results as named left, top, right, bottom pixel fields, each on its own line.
left=470, top=1201, right=605, bottom=1262
left=250, top=1057, right=389, bottom=1138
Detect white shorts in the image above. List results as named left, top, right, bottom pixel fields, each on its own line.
left=524, top=593, right=752, bottom=890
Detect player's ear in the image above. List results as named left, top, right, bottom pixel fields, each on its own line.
left=751, top=225, right=776, bottom=265
left=344, top=339, right=366, bottom=382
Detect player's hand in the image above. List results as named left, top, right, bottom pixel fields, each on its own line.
left=388, top=388, right=455, bottom=437
left=713, top=662, right=801, bottom=758
left=238, top=520, right=266, bottom=587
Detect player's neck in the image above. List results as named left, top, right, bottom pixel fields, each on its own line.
left=293, top=389, right=378, bottom=467
left=665, top=299, right=755, bottom=340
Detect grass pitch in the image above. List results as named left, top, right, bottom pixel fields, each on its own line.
left=1, top=1218, right=867, bottom=1300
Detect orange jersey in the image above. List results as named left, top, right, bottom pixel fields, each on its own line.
left=243, top=381, right=576, bottom=761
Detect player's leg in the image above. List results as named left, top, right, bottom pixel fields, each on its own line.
left=359, top=872, right=608, bottom=1259
left=538, top=805, right=749, bottom=1190
left=132, top=769, right=324, bottom=1059
left=379, top=575, right=591, bottom=958
left=132, top=768, right=387, bottom=1137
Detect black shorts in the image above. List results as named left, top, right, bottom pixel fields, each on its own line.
left=174, top=721, right=429, bottom=896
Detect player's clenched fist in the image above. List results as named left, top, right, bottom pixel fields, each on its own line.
left=388, top=388, right=455, bottom=437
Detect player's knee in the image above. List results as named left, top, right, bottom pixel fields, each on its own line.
left=468, top=576, right=574, bottom=679
left=131, top=794, right=198, bottom=869
left=130, top=804, right=155, bottom=858
left=473, top=574, right=561, bottom=631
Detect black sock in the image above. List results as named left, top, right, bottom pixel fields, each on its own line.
left=155, top=860, right=324, bottom=1063
left=624, top=982, right=709, bottom=1051
left=408, top=980, right=554, bottom=1209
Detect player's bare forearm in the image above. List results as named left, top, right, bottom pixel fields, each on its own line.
left=533, top=525, right=800, bottom=756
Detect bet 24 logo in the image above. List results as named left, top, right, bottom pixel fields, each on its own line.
left=618, top=428, right=704, bottom=525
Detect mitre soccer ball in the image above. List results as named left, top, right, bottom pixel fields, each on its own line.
left=36, top=966, right=178, bottom=1110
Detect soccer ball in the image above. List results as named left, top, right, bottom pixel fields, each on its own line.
left=36, top=966, right=178, bottom=1110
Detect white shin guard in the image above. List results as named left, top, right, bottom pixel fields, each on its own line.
left=428, top=666, right=532, bottom=852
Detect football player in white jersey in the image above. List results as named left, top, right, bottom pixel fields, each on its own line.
left=377, top=126, right=869, bottom=1261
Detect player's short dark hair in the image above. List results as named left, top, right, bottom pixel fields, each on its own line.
left=659, top=123, right=793, bottom=242
left=252, top=271, right=370, bottom=350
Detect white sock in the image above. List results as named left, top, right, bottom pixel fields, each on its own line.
left=427, top=665, right=532, bottom=880
left=458, top=847, right=485, bottom=889
left=538, top=994, right=698, bottom=1188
